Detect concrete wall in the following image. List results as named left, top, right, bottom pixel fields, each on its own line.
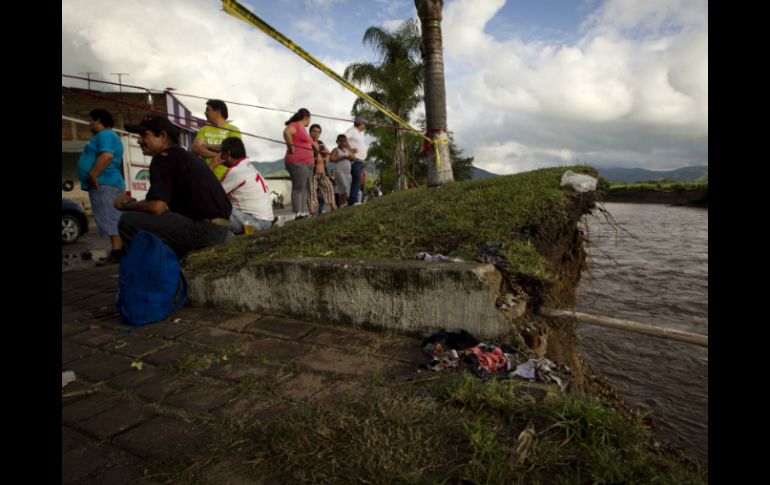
left=187, top=258, right=516, bottom=339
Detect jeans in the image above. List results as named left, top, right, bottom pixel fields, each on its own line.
left=228, top=207, right=273, bottom=234
left=349, top=161, right=363, bottom=204
left=118, top=211, right=230, bottom=259
left=88, top=185, right=125, bottom=236
left=285, top=163, right=313, bottom=213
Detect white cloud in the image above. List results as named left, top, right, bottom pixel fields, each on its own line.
left=61, top=0, right=707, bottom=173
left=381, top=19, right=406, bottom=31
left=305, top=0, right=343, bottom=8
left=62, top=0, right=358, bottom=162
left=580, top=0, right=708, bottom=37
left=443, top=0, right=506, bottom=59
left=442, top=0, right=707, bottom=173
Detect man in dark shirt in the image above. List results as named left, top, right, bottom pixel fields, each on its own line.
left=114, top=115, right=232, bottom=258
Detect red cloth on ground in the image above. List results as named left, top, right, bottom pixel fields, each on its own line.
left=469, top=345, right=508, bottom=373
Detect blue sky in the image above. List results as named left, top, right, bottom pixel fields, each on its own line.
left=62, top=0, right=708, bottom=174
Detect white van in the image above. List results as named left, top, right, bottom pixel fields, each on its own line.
left=120, top=133, right=151, bottom=201
left=62, top=116, right=153, bottom=204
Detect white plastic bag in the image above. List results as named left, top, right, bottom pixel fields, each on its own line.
left=560, top=170, right=597, bottom=193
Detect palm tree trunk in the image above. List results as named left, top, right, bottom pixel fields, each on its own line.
left=395, top=128, right=407, bottom=190
left=416, top=0, right=454, bottom=187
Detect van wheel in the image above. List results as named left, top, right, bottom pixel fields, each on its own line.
left=62, top=215, right=82, bottom=244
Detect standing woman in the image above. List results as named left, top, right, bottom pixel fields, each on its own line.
left=283, top=108, right=314, bottom=219
left=308, top=124, right=337, bottom=215
left=330, top=134, right=353, bottom=208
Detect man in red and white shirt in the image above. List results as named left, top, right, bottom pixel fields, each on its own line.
left=215, top=137, right=274, bottom=234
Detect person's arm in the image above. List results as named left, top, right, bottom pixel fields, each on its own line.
left=348, top=144, right=359, bottom=161
left=329, top=148, right=343, bottom=162
left=283, top=124, right=296, bottom=154
left=113, top=194, right=168, bottom=215
left=220, top=170, right=243, bottom=195
left=86, top=151, right=114, bottom=189
left=192, top=136, right=221, bottom=158
left=209, top=151, right=224, bottom=172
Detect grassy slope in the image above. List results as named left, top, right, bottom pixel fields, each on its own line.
left=604, top=181, right=708, bottom=206
left=186, top=166, right=599, bottom=290
left=151, top=372, right=705, bottom=484
left=607, top=181, right=707, bottom=191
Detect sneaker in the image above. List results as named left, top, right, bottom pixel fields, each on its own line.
left=96, top=252, right=121, bottom=266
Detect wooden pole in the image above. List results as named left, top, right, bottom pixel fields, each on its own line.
left=539, top=307, right=708, bottom=347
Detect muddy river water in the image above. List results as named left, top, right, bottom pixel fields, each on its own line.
left=575, top=201, right=708, bottom=462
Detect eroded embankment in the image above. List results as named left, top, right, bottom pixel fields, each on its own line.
left=184, top=166, right=600, bottom=385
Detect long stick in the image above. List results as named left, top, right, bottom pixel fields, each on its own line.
left=539, top=307, right=708, bottom=347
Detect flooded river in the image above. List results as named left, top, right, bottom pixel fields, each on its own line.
left=575, top=202, right=708, bottom=462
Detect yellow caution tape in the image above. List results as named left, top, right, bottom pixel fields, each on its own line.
left=221, top=0, right=435, bottom=149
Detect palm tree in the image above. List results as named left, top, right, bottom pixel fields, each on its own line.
left=344, top=20, right=423, bottom=191
left=415, top=0, right=454, bottom=186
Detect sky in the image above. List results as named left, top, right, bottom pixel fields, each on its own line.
left=62, top=0, right=708, bottom=174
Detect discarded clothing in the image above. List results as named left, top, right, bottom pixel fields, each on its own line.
left=421, top=342, right=461, bottom=371
left=422, top=330, right=480, bottom=351
left=469, top=344, right=511, bottom=374
left=422, top=331, right=515, bottom=376
left=419, top=329, right=572, bottom=390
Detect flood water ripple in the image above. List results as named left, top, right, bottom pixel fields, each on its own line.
left=575, top=202, right=708, bottom=462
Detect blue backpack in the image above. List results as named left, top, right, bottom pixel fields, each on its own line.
left=116, top=231, right=188, bottom=325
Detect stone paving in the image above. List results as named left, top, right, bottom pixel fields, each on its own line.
left=62, top=265, right=429, bottom=484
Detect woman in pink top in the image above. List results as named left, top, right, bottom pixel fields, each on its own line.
left=283, top=108, right=314, bottom=218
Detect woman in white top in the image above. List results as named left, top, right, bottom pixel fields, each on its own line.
left=330, top=134, right=357, bottom=207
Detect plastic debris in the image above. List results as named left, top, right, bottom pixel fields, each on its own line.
left=515, top=360, right=537, bottom=380
left=514, top=358, right=571, bottom=392
left=173, top=318, right=182, bottom=323
left=416, top=252, right=465, bottom=263
left=62, top=370, right=76, bottom=388
left=419, top=330, right=571, bottom=390
left=560, top=170, right=597, bottom=192
left=130, top=361, right=144, bottom=371
left=512, top=421, right=537, bottom=465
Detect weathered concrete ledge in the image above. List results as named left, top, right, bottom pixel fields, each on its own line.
left=187, top=258, right=523, bottom=340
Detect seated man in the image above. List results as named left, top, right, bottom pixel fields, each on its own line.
left=115, top=115, right=232, bottom=258
left=215, top=137, right=274, bottom=234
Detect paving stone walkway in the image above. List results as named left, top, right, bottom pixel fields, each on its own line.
left=62, top=265, right=428, bottom=484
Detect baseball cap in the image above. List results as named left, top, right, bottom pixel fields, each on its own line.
left=354, top=117, right=368, bottom=125
left=124, top=115, right=182, bottom=137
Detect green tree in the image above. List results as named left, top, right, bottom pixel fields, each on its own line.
left=344, top=20, right=423, bottom=191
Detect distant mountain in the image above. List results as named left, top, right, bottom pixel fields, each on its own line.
left=251, top=159, right=379, bottom=178
left=597, top=165, right=708, bottom=183
left=471, top=166, right=498, bottom=179
left=250, top=160, right=286, bottom=177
